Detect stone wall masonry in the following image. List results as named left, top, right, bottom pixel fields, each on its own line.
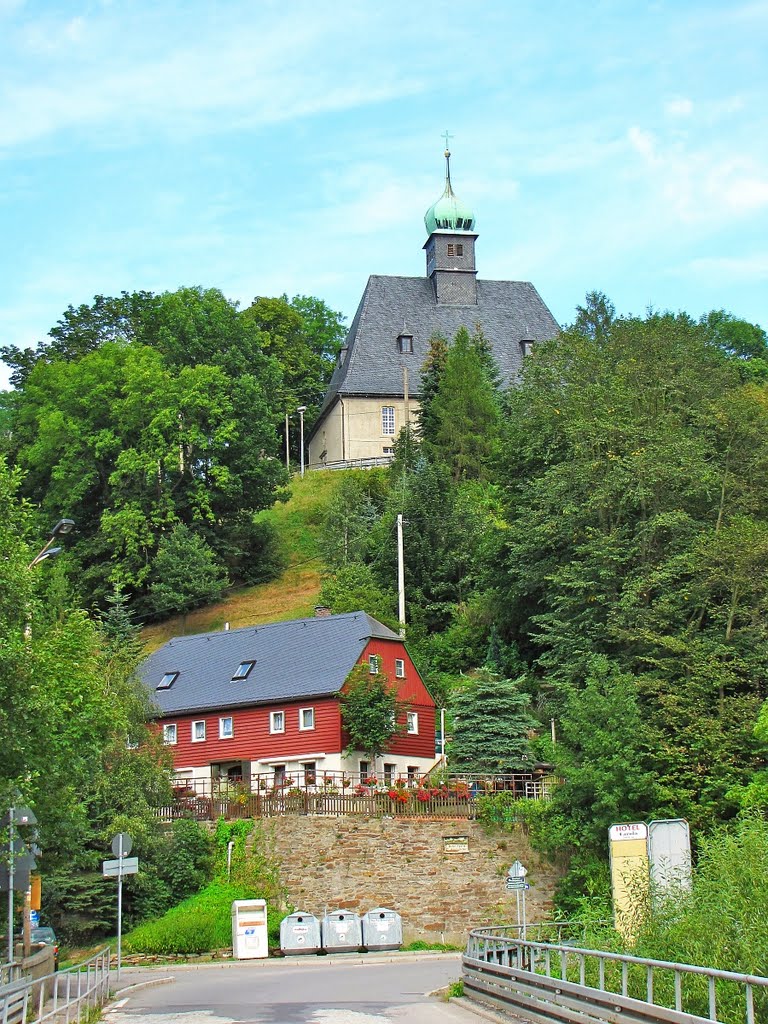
left=263, top=815, right=562, bottom=947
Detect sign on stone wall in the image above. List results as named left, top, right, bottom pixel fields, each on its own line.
left=443, top=835, right=469, bottom=854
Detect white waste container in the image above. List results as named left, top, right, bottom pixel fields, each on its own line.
left=231, top=898, right=269, bottom=959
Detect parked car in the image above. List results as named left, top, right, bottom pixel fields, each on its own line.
left=30, top=926, right=59, bottom=970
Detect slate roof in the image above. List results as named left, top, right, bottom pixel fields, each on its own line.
left=140, top=611, right=400, bottom=718
left=314, top=274, right=560, bottom=426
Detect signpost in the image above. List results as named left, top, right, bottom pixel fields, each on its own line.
left=103, top=833, right=137, bottom=979
left=506, top=860, right=528, bottom=939
left=2, top=805, right=38, bottom=963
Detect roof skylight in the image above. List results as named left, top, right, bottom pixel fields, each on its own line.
left=232, top=660, right=256, bottom=680
left=156, top=671, right=179, bottom=690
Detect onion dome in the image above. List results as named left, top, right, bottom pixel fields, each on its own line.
left=424, top=144, right=476, bottom=235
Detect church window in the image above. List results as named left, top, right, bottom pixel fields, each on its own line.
left=397, top=334, right=413, bottom=354
left=456, top=244, right=464, bottom=256
left=382, top=407, right=395, bottom=435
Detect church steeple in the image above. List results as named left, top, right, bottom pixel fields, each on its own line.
left=423, top=135, right=478, bottom=305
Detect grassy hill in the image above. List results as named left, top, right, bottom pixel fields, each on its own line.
left=141, top=471, right=342, bottom=652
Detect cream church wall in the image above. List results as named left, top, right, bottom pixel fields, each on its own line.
left=308, top=397, right=420, bottom=467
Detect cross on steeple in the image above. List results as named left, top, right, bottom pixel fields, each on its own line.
left=442, top=129, right=454, bottom=154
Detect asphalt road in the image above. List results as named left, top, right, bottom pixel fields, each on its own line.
left=105, top=955, right=486, bottom=1024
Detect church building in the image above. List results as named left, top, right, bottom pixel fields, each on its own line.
left=307, top=145, right=560, bottom=468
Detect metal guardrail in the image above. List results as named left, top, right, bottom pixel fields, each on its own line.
left=0, top=947, right=110, bottom=1024
left=463, top=926, right=768, bottom=1024
left=309, top=456, right=394, bottom=471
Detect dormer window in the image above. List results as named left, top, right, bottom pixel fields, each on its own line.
left=157, top=671, right=179, bottom=690
left=520, top=340, right=535, bottom=357
left=397, top=334, right=413, bottom=354
left=232, top=660, right=255, bottom=680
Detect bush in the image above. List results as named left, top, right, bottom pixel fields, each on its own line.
left=123, top=881, right=282, bottom=954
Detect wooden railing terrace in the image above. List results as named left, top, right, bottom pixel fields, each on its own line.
left=154, top=770, right=556, bottom=822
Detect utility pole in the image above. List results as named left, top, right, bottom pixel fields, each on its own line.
left=284, top=412, right=290, bottom=471
left=297, top=406, right=307, bottom=478
left=6, top=805, right=15, bottom=963
left=402, top=366, right=410, bottom=435
left=397, top=513, right=405, bottom=635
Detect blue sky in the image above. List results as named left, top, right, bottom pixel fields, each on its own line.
left=2, top=1, right=767, bottom=390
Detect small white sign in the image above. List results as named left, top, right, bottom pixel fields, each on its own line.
left=507, top=860, right=528, bottom=878
left=609, top=822, right=648, bottom=842
left=103, top=856, right=139, bottom=877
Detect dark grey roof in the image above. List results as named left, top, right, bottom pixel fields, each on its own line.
left=314, top=275, right=560, bottom=425
left=140, top=611, right=400, bottom=717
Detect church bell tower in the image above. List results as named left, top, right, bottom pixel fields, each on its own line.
left=423, top=136, right=478, bottom=305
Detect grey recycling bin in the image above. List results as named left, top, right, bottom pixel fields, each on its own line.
left=321, top=909, right=363, bottom=953
left=361, top=907, right=403, bottom=951
left=280, top=911, right=321, bottom=955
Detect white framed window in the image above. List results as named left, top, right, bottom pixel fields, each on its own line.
left=270, top=710, right=285, bottom=734
left=382, top=446, right=395, bottom=456
left=191, top=720, right=206, bottom=742
left=368, top=654, right=379, bottom=675
left=383, top=763, right=396, bottom=785
left=359, top=760, right=369, bottom=779
left=407, top=711, right=419, bottom=735
left=381, top=406, right=395, bottom=436
left=219, top=716, right=234, bottom=739
left=302, top=761, right=317, bottom=785
left=163, top=723, right=177, bottom=745
left=299, top=707, right=315, bottom=731
left=395, top=658, right=405, bottom=678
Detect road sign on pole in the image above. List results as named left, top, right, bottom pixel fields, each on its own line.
left=102, top=857, right=139, bottom=877
left=111, top=833, right=133, bottom=858
left=507, top=859, right=528, bottom=878
left=107, top=832, right=136, bottom=981
left=504, top=878, right=528, bottom=891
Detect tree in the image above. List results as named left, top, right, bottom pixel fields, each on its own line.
left=496, top=308, right=768, bottom=824
left=572, top=289, right=615, bottom=341
left=339, top=660, right=409, bottom=763
left=448, top=669, right=536, bottom=773
left=425, top=327, right=500, bottom=482
left=417, top=332, right=448, bottom=442
left=148, top=524, right=229, bottom=620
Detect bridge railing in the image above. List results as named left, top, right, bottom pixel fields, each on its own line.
left=0, top=947, right=110, bottom=1024
left=463, top=925, right=768, bottom=1024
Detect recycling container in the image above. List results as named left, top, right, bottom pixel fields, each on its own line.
left=231, top=898, right=269, bottom=959
left=321, top=909, right=363, bottom=953
left=280, top=911, right=321, bottom=955
left=361, top=907, right=403, bottom=951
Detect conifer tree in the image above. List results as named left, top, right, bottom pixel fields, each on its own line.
left=449, top=669, right=536, bottom=773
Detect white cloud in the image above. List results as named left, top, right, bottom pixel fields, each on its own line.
left=665, top=96, right=694, bottom=117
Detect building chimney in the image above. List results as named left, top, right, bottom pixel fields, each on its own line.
left=224, top=622, right=230, bottom=631
left=314, top=606, right=331, bottom=618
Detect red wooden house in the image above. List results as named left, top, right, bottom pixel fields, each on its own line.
left=139, top=610, right=437, bottom=793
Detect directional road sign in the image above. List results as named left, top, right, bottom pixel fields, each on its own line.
left=505, top=878, right=529, bottom=891
left=103, top=856, right=139, bottom=877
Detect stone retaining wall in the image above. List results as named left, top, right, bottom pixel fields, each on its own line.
left=263, top=815, right=561, bottom=946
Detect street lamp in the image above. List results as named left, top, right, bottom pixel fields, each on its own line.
left=27, top=519, right=75, bottom=569
left=297, top=406, right=307, bottom=478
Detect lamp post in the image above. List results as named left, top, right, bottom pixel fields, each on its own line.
left=297, top=406, right=307, bottom=478
left=27, top=518, right=75, bottom=569
left=9, top=519, right=76, bottom=960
